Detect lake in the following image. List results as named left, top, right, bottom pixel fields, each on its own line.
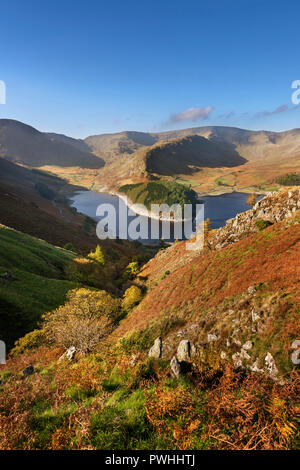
left=69, top=190, right=263, bottom=244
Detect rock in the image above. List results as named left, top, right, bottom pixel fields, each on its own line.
left=247, top=285, right=257, bottom=295
left=232, top=353, right=243, bottom=369
left=265, top=352, right=279, bottom=379
left=251, top=309, right=260, bottom=322
left=250, top=359, right=264, bottom=374
left=170, top=356, right=182, bottom=378
left=59, top=346, right=76, bottom=362
left=242, top=340, right=253, bottom=351
left=1, top=271, right=18, bottom=281
left=130, top=354, right=138, bottom=367
left=177, top=340, right=191, bottom=362
left=220, top=351, right=227, bottom=360
left=232, top=338, right=242, bottom=347
left=207, top=333, right=218, bottom=343
left=22, top=365, right=34, bottom=376
left=148, top=337, right=162, bottom=359
left=240, top=349, right=251, bottom=360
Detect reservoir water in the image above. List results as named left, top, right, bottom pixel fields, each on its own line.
left=69, top=190, right=263, bottom=244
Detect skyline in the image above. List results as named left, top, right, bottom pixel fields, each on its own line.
left=1, top=0, right=300, bottom=138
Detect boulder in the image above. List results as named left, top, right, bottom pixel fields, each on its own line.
left=170, top=356, right=182, bottom=378
left=59, top=346, right=76, bottom=362
left=148, top=337, right=162, bottom=359
left=177, top=340, right=191, bottom=362
left=265, top=352, right=279, bottom=379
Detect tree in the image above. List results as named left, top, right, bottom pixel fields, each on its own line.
left=42, top=288, right=121, bottom=353
left=122, top=286, right=143, bottom=311
left=88, top=245, right=105, bottom=265
left=246, top=194, right=257, bottom=207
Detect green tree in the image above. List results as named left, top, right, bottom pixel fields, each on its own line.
left=122, top=286, right=143, bottom=311
left=88, top=245, right=105, bottom=265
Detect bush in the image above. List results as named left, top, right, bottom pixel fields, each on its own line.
left=42, top=288, right=121, bottom=353
left=255, top=219, right=273, bottom=231
left=11, top=329, right=47, bottom=355
left=63, top=243, right=76, bottom=252
left=88, top=245, right=105, bottom=265
left=122, top=286, right=143, bottom=311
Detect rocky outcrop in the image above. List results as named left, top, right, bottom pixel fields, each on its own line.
left=209, top=188, right=300, bottom=251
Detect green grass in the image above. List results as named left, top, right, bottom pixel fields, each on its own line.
left=0, top=225, right=77, bottom=348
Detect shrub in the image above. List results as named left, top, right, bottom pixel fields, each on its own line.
left=255, top=219, right=273, bottom=231
left=88, top=245, right=105, bottom=265
left=63, top=243, right=76, bottom=252
left=11, top=329, right=47, bottom=356
left=122, top=286, right=143, bottom=311
left=42, top=288, right=121, bottom=353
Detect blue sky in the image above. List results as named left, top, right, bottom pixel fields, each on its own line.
left=0, top=0, right=300, bottom=138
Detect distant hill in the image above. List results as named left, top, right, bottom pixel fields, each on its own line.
left=2, top=119, right=300, bottom=193
left=85, top=130, right=158, bottom=164
left=0, top=119, right=104, bottom=168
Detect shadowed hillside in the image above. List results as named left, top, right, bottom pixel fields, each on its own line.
left=0, top=120, right=104, bottom=168
left=144, top=135, right=247, bottom=176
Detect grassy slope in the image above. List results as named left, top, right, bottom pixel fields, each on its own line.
left=0, top=225, right=77, bottom=347
left=110, top=214, right=300, bottom=374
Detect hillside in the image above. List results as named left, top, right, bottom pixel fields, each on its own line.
left=0, top=119, right=104, bottom=168
left=0, top=225, right=77, bottom=349
left=0, top=188, right=299, bottom=450
left=86, top=126, right=300, bottom=192
left=1, top=120, right=300, bottom=194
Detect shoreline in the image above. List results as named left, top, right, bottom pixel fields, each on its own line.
left=67, top=186, right=267, bottom=222
left=110, top=191, right=193, bottom=222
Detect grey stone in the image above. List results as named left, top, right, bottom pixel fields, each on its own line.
left=207, top=333, right=218, bottom=343
left=59, top=346, right=76, bottom=362
left=177, top=340, right=191, bottom=362
left=247, top=285, right=257, bottom=295
left=242, top=340, right=253, bottom=351
left=265, top=352, right=279, bottom=379
left=220, top=351, right=227, bottom=360
left=148, top=337, right=162, bottom=359
left=170, top=356, right=182, bottom=378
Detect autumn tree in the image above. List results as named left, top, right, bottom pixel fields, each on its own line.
left=88, top=245, right=105, bottom=265
left=122, top=285, right=143, bottom=311
left=42, top=288, right=121, bottom=353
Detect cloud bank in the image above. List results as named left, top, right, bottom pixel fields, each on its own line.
left=170, top=106, right=214, bottom=123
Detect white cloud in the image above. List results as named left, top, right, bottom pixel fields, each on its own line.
left=170, top=106, right=214, bottom=123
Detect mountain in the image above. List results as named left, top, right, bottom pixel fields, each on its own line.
left=0, top=119, right=104, bottom=168
left=83, top=125, right=300, bottom=192
left=1, top=119, right=300, bottom=193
